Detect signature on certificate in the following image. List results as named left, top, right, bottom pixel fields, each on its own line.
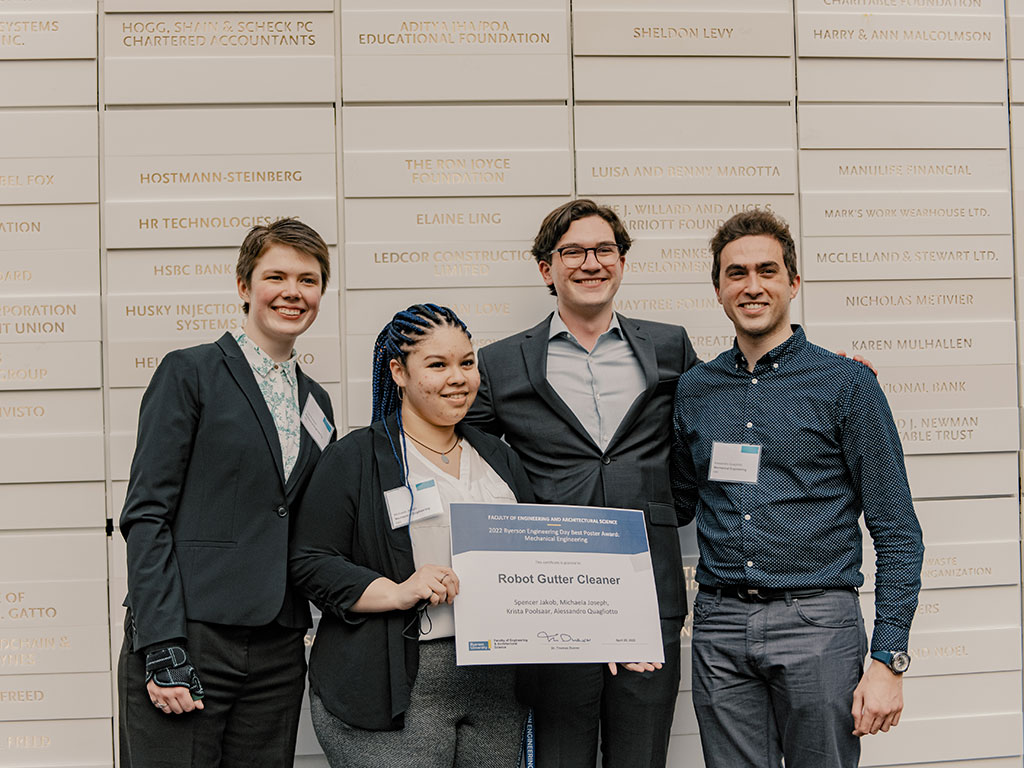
left=537, top=631, right=591, bottom=644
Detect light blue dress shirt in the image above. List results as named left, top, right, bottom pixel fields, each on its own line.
left=545, top=312, right=646, bottom=451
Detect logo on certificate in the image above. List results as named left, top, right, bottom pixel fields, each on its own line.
left=468, top=640, right=492, bottom=651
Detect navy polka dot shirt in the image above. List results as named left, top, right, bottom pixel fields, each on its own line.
left=671, top=326, right=924, bottom=651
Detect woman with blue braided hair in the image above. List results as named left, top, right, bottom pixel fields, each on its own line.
left=290, top=303, right=533, bottom=768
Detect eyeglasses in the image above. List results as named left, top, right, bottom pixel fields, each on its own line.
left=552, top=243, right=621, bottom=268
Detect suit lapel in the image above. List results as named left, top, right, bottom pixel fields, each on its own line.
left=606, top=315, right=659, bottom=451
left=218, top=334, right=286, bottom=487
left=521, top=316, right=596, bottom=447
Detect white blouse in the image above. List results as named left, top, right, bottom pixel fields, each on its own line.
left=405, top=439, right=517, bottom=640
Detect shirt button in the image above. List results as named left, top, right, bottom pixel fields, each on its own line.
left=751, top=378, right=758, bottom=384
left=276, top=505, right=288, bottom=517
left=772, top=363, right=779, bottom=369
left=744, top=514, right=751, bottom=520
left=273, top=364, right=280, bottom=370
left=746, top=560, right=754, bottom=567
left=746, top=422, right=753, bottom=428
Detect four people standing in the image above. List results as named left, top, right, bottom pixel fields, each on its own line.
left=119, top=204, right=924, bottom=768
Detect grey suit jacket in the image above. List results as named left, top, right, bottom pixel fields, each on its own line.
left=465, top=313, right=698, bottom=620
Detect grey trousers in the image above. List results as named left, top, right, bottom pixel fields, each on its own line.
left=691, top=589, right=868, bottom=768
left=310, top=638, right=527, bottom=768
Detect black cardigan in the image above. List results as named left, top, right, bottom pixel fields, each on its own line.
left=289, top=413, right=535, bottom=730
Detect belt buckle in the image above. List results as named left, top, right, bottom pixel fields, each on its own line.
left=745, top=588, right=764, bottom=602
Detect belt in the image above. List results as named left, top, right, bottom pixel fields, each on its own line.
left=698, top=584, right=856, bottom=603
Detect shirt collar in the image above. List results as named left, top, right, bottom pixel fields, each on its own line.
left=548, top=311, right=623, bottom=342
left=235, top=332, right=297, bottom=379
left=731, top=324, right=805, bottom=371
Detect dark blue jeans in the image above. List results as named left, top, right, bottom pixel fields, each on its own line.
left=691, top=589, right=867, bottom=768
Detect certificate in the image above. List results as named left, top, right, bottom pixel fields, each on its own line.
left=450, top=502, right=664, bottom=666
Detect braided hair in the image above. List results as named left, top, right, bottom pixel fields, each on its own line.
left=370, top=304, right=471, bottom=517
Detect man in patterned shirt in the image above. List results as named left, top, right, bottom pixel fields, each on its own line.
left=670, top=209, right=924, bottom=768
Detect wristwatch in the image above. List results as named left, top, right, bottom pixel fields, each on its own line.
left=870, top=650, right=911, bottom=675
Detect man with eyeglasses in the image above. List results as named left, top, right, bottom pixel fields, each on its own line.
left=466, top=199, right=697, bottom=767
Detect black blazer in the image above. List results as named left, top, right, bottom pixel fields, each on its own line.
left=289, top=413, right=535, bottom=731
left=465, top=313, right=698, bottom=621
left=120, top=332, right=335, bottom=651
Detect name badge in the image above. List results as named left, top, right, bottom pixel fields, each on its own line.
left=708, top=442, right=761, bottom=484
left=385, top=478, right=445, bottom=529
left=301, top=394, right=334, bottom=451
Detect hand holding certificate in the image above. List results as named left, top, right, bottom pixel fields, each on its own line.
left=450, top=503, right=664, bottom=666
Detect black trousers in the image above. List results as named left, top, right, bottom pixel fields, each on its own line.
left=118, top=617, right=307, bottom=768
left=518, top=618, right=682, bottom=768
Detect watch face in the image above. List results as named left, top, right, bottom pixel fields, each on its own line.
left=891, top=652, right=911, bottom=673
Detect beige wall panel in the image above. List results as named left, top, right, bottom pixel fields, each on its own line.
left=914, top=497, right=1020, bottom=545
left=343, top=54, right=568, bottom=102
left=106, top=0, right=332, bottom=9
left=106, top=334, right=341, bottom=391
left=0, top=6, right=95, bottom=60
left=800, top=105, right=1009, bottom=150
left=597, top=194, right=799, bottom=239
left=622, top=239, right=711, bottom=285
left=573, top=10, right=792, bottom=56
left=0, top=482, right=104, bottom=530
left=106, top=291, right=337, bottom=341
left=875, top=541, right=1020, bottom=589
left=899, top=671, right=1020, bottom=718
left=108, top=247, right=339, bottom=294
left=346, top=241, right=537, bottom=289
left=798, top=58, right=1007, bottom=103
left=1011, top=59, right=1024, bottom=103
left=3, top=109, right=96, bottom=158
left=574, top=56, right=793, bottom=102
left=860, top=760, right=1019, bottom=768
left=0, top=295, right=99, bottom=343
left=0, top=341, right=100, bottom=391
left=862, top=585, right=1021, bottom=633
left=0, top=671, right=111, bottom=720
left=800, top=150, right=1009, bottom=192
left=576, top=0, right=787, bottom=7
left=0, top=434, right=104, bottom=482
left=104, top=13, right=334, bottom=104
left=801, top=192, right=1010, bottom=236
left=0, top=580, right=107, bottom=628
left=343, top=105, right=570, bottom=198
left=894, top=407, right=1019, bottom=455
left=341, top=8, right=567, bottom=101
left=684, top=327, right=740, bottom=361
left=0, top=532, right=105, bottom=581
left=611, top=284, right=730, bottom=327
left=577, top=104, right=795, bottom=149
left=105, top=154, right=335, bottom=202
left=1, top=18, right=93, bottom=65
left=0, top=389, right=102, bottom=435
left=345, top=197, right=564, bottom=241
left=0, top=159, right=97, bottom=206
left=0, top=718, right=112, bottom=765
left=799, top=0, right=1005, bottom=12
left=804, top=279, right=1012, bottom=323
left=808, top=321, right=1015, bottom=366
left=796, top=14, right=1005, bottom=59
left=905, top=452, right=1018, bottom=498
left=0, top=203, right=98, bottom=251
left=0, top=60, right=96, bottom=107
left=666, top=734, right=703, bottom=767
left=862, top=718, right=1022, bottom=768
left=345, top=287, right=553, bottom=336
left=105, top=198, right=338, bottom=250
left=0, top=625, right=110, bottom=675
left=578, top=150, right=795, bottom=195
left=105, top=106, right=334, bottom=156
left=878, top=364, right=1017, bottom=411
left=0, top=250, right=99, bottom=297
left=801, top=235, right=1012, bottom=281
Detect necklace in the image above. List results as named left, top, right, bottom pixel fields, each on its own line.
left=405, top=431, right=460, bottom=464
